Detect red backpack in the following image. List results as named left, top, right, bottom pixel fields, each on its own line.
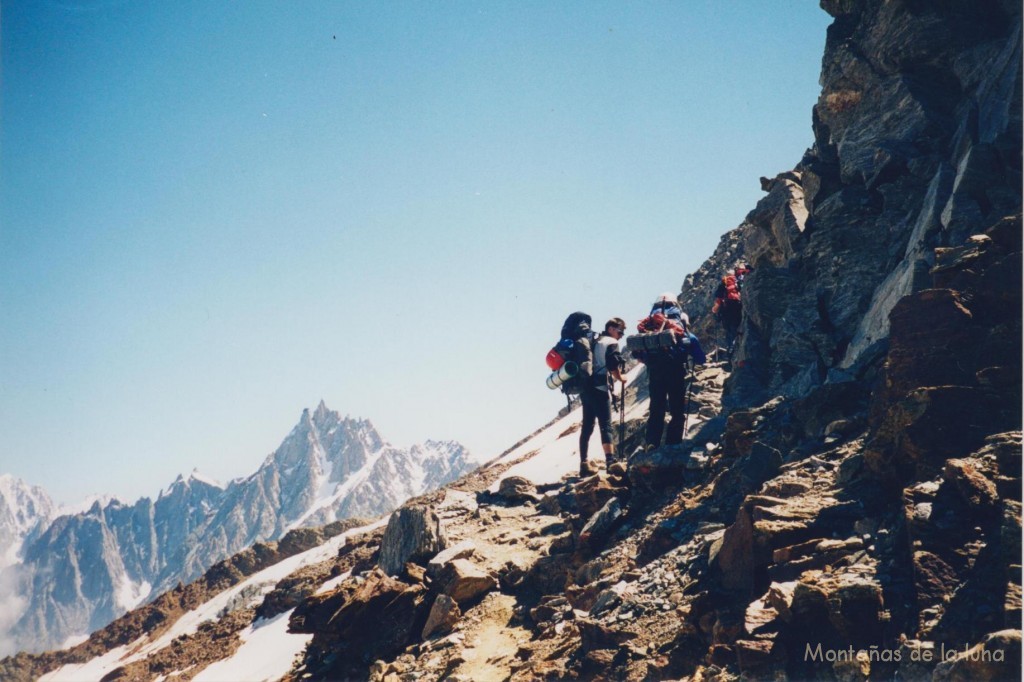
left=637, top=312, right=686, bottom=336
left=721, top=275, right=741, bottom=302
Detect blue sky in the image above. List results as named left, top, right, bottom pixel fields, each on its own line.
left=1, top=1, right=831, bottom=505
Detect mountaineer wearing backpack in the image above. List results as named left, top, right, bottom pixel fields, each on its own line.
left=630, top=293, right=706, bottom=453
left=712, top=263, right=749, bottom=357
left=578, top=318, right=627, bottom=475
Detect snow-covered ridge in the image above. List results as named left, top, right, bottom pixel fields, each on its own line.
left=3, top=403, right=478, bottom=654
left=0, top=473, right=58, bottom=569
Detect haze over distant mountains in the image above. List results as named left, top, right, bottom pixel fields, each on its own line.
left=0, top=402, right=477, bottom=654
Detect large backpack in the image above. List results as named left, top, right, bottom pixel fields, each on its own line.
left=721, top=274, right=741, bottom=302
left=626, top=312, right=690, bottom=363
left=545, top=312, right=594, bottom=395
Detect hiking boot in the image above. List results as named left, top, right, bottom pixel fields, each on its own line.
left=579, top=460, right=594, bottom=477
left=608, top=461, right=627, bottom=477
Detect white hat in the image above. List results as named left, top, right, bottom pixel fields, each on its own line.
left=653, top=291, right=679, bottom=307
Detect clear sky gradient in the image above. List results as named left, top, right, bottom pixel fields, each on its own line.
left=1, top=1, right=831, bottom=505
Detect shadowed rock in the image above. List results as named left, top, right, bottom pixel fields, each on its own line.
left=378, top=505, right=449, bottom=576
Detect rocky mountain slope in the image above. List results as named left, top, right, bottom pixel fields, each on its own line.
left=1, top=0, right=1019, bottom=679
left=2, top=403, right=475, bottom=655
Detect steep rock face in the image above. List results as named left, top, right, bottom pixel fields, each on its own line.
left=0, top=475, right=57, bottom=569
left=18, top=506, right=138, bottom=647
left=681, top=0, right=1021, bottom=408
left=7, top=404, right=476, bottom=654
left=659, top=2, right=1022, bottom=678
left=11, top=480, right=223, bottom=653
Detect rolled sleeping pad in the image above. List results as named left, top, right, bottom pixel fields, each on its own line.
left=637, top=330, right=675, bottom=350
left=546, top=361, right=578, bottom=390
left=546, top=347, right=566, bottom=371
left=625, top=335, right=645, bottom=353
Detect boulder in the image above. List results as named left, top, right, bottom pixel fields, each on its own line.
left=944, top=458, right=1000, bottom=516
left=627, top=446, right=690, bottom=491
left=435, top=559, right=496, bottom=605
left=572, top=475, right=619, bottom=518
left=589, top=582, right=626, bottom=616
left=289, top=568, right=428, bottom=673
left=426, top=540, right=476, bottom=580
left=575, top=558, right=607, bottom=586
left=764, top=581, right=798, bottom=623
left=932, top=630, right=1022, bottom=682
left=377, top=505, right=449, bottom=576
left=525, top=553, right=573, bottom=595
left=496, top=476, right=541, bottom=504
left=734, top=637, right=782, bottom=676
left=421, top=593, right=460, bottom=639
left=579, top=498, right=623, bottom=549
left=709, top=507, right=755, bottom=594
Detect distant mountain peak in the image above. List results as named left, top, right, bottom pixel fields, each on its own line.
left=4, top=405, right=477, bottom=654
left=187, top=468, right=222, bottom=489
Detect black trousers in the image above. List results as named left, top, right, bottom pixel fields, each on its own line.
left=646, top=363, right=689, bottom=447
left=720, top=300, right=742, bottom=349
left=580, top=386, right=613, bottom=460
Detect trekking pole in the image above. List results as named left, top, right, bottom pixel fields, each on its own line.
left=681, top=362, right=693, bottom=441
left=618, top=383, right=625, bottom=460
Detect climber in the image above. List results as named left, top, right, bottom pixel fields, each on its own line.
left=578, top=318, right=627, bottom=475
left=632, top=293, right=705, bottom=453
left=712, top=263, right=748, bottom=358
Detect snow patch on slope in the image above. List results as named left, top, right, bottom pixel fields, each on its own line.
left=40, top=519, right=387, bottom=682
left=489, top=365, right=648, bottom=490
left=191, top=610, right=311, bottom=682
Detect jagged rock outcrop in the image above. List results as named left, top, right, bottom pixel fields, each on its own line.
left=377, top=505, right=449, bottom=576
left=681, top=0, right=1021, bottom=410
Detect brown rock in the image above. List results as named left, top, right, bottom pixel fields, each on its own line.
left=525, top=553, right=573, bottom=594
left=734, top=637, right=781, bottom=674
left=497, top=476, right=541, bottom=504
left=764, top=581, right=798, bottom=622
left=744, top=597, right=779, bottom=635
left=403, top=562, right=426, bottom=584
left=577, top=618, right=637, bottom=654
left=581, top=648, right=617, bottom=675
left=710, top=507, right=755, bottom=593
left=932, top=630, right=1022, bottom=681
left=436, top=559, right=496, bottom=605
left=426, top=540, right=476, bottom=580
left=944, top=458, right=1000, bottom=513
left=913, top=551, right=960, bottom=609
left=573, top=475, right=619, bottom=518
left=290, top=568, right=428, bottom=678
left=421, top=593, right=460, bottom=639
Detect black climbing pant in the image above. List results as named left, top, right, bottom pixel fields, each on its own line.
left=579, top=386, right=613, bottom=460
left=646, top=362, right=688, bottom=447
